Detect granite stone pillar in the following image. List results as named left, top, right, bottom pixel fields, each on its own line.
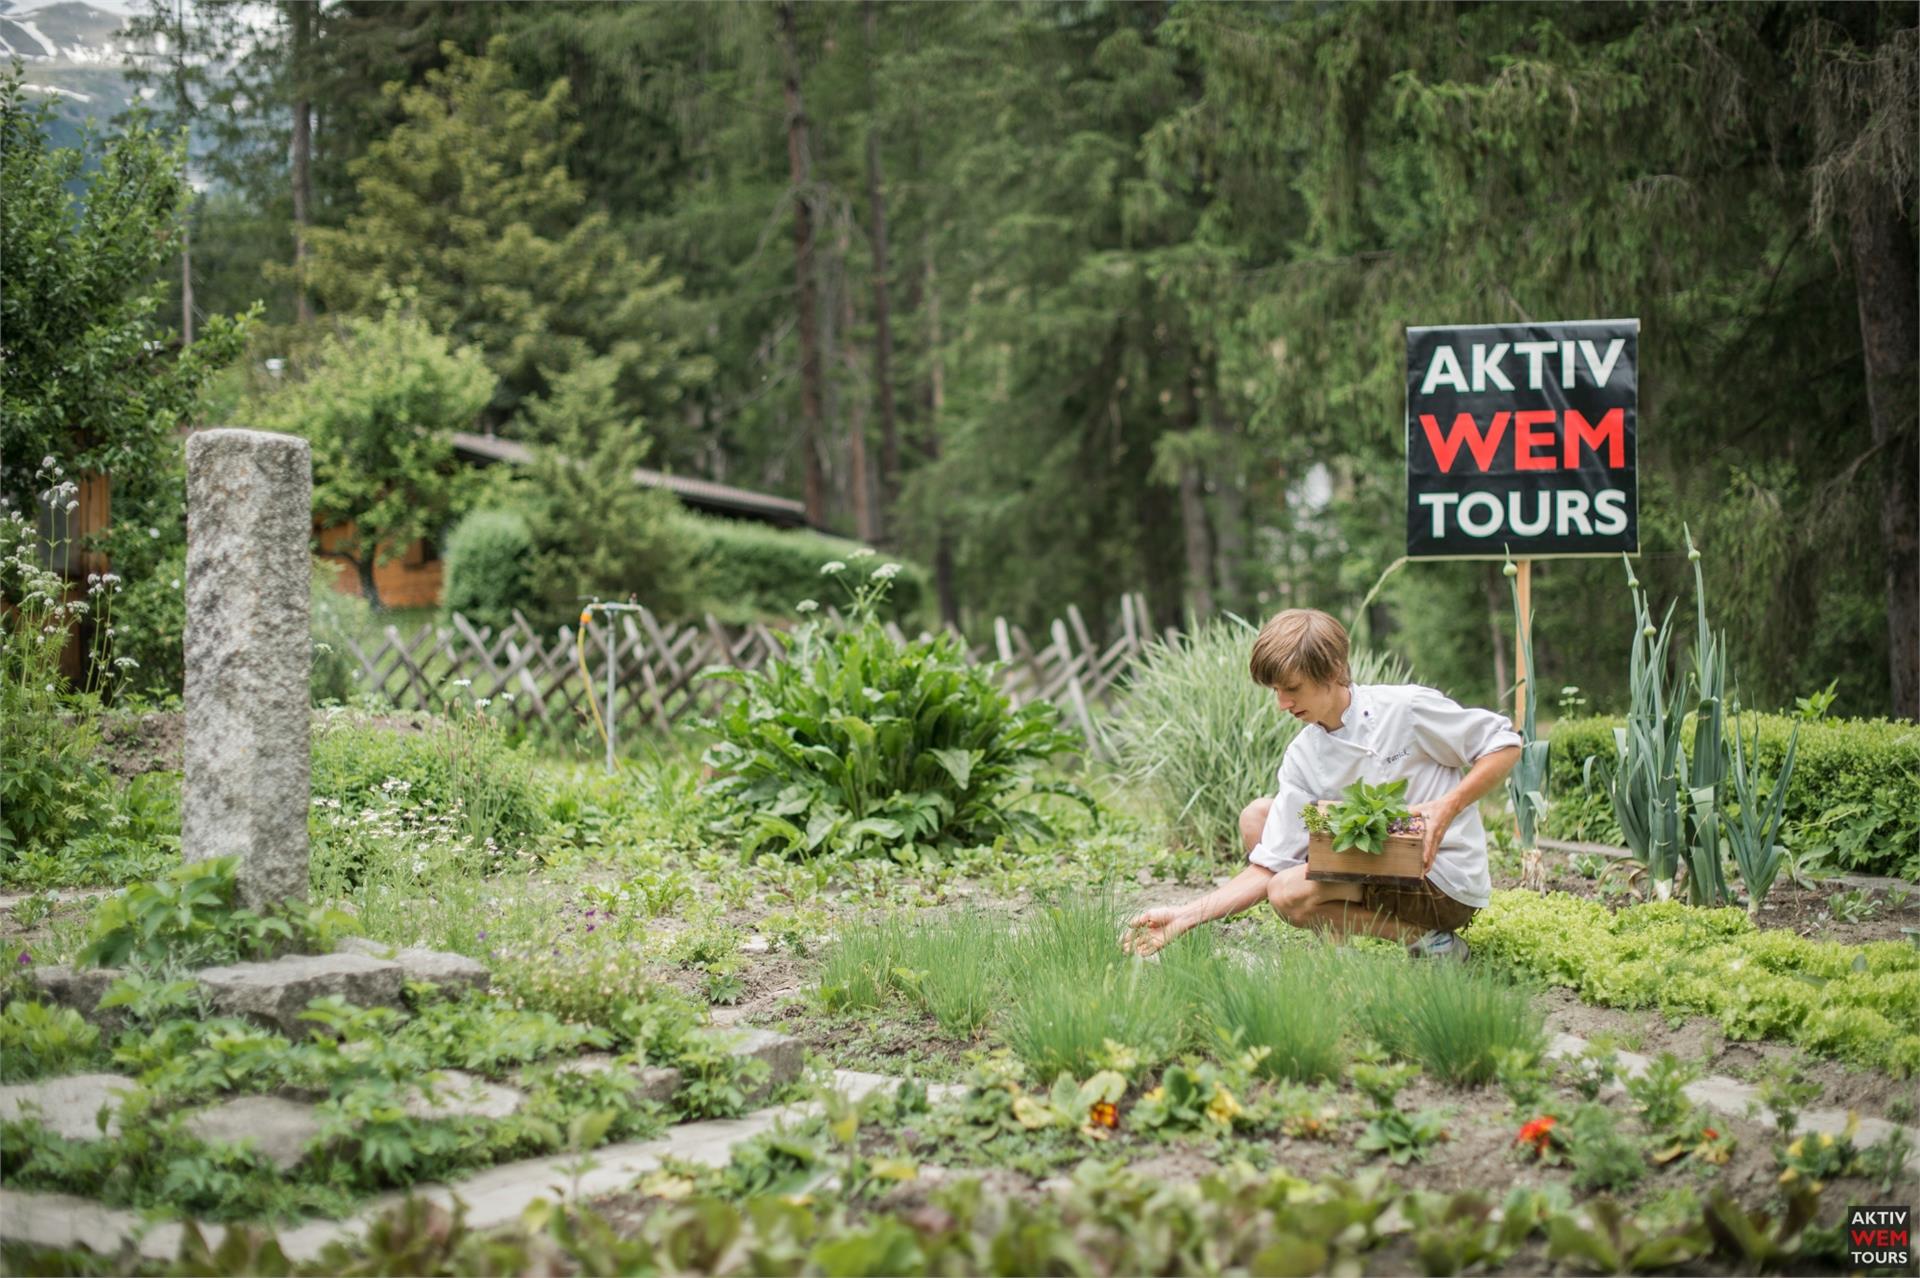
left=183, top=429, right=312, bottom=908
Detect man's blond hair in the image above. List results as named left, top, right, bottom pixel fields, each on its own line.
left=1248, top=608, right=1351, bottom=689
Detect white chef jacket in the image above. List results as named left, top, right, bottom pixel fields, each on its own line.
left=1246, top=682, right=1523, bottom=909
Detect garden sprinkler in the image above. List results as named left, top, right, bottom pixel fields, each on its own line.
left=575, top=599, right=647, bottom=774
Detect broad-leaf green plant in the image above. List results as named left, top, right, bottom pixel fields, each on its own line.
left=701, top=562, right=1089, bottom=861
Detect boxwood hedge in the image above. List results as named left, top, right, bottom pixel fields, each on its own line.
left=1543, top=715, right=1920, bottom=880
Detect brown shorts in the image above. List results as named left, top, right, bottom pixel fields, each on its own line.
left=1362, top=877, right=1478, bottom=934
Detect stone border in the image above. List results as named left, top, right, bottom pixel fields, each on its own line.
left=1544, top=1031, right=1920, bottom=1176
left=0, top=1070, right=964, bottom=1265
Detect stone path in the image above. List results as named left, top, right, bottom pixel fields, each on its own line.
left=1544, top=1031, right=1920, bottom=1176
left=0, top=1069, right=964, bottom=1265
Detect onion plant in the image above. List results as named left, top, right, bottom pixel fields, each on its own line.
left=1001, top=894, right=1183, bottom=1077
left=1349, top=957, right=1545, bottom=1087
left=1178, top=934, right=1349, bottom=1083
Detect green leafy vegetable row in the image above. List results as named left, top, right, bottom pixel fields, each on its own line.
left=1469, top=891, right=1920, bottom=1075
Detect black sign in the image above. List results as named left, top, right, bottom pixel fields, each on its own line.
left=1406, top=319, right=1639, bottom=559
left=1848, top=1205, right=1911, bottom=1272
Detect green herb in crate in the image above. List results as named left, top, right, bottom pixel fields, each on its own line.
left=1302, top=779, right=1419, bottom=855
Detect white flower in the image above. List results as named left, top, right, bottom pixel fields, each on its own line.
left=820, top=561, right=846, bottom=575
left=113, top=656, right=139, bottom=669
left=147, top=527, right=160, bottom=539
left=65, top=501, right=78, bottom=512
left=170, top=579, right=181, bottom=589
left=452, top=678, right=472, bottom=688
left=871, top=562, right=902, bottom=581
left=796, top=599, right=819, bottom=613
left=475, top=697, right=492, bottom=709
left=849, top=548, right=876, bottom=560
left=38, top=455, right=54, bottom=470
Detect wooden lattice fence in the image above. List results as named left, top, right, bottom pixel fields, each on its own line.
left=329, top=594, right=1168, bottom=754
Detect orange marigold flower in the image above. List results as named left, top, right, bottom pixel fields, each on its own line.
left=1089, top=1101, right=1119, bottom=1130
left=1516, top=1116, right=1556, bottom=1153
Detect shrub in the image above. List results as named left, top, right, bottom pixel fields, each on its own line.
left=441, top=508, right=534, bottom=634
left=701, top=565, right=1087, bottom=862
left=310, top=562, right=374, bottom=707
left=1105, top=616, right=1410, bottom=858
left=311, top=710, right=545, bottom=882
left=1547, top=714, right=1920, bottom=879
left=109, top=544, right=187, bottom=700
left=518, top=359, right=700, bottom=626
left=1349, top=955, right=1545, bottom=1087
left=1, top=493, right=117, bottom=870
left=681, top=514, right=927, bottom=625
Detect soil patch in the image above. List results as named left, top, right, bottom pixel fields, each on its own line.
left=94, top=711, right=183, bottom=779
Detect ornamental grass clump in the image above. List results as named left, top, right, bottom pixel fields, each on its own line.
left=1104, top=616, right=1408, bottom=857
left=1348, top=955, right=1545, bottom=1087
left=1179, top=935, right=1349, bottom=1083
left=1002, top=895, right=1183, bottom=1077
left=701, top=560, right=1090, bottom=862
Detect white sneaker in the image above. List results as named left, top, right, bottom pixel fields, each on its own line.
left=1408, top=930, right=1470, bottom=962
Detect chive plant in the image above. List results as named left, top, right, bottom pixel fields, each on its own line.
left=1349, top=957, right=1545, bottom=1087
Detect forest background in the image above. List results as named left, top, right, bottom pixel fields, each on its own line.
left=7, top=0, right=1915, bottom=720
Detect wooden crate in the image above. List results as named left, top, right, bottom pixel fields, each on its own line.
left=1304, top=801, right=1427, bottom=884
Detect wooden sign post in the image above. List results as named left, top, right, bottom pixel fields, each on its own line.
left=1513, top=557, right=1532, bottom=728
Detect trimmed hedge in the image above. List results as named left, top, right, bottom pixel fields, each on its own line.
left=1544, top=715, right=1920, bottom=880
left=442, top=508, right=535, bottom=634
left=679, top=514, right=927, bottom=625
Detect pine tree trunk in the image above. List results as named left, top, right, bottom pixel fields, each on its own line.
left=841, top=282, right=875, bottom=542
left=864, top=0, right=900, bottom=538
left=1177, top=372, right=1213, bottom=620
left=353, top=556, right=382, bottom=609
left=180, top=215, right=193, bottom=344
left=1847, top=198, right=1919, bottom=718
left=1202, top=384, right=1247, bottom=615
left=290, top=0, right=313, bottom=325
left=923, top=240, right=958, bottom=627
left=778, top=1, right=826, bottom=527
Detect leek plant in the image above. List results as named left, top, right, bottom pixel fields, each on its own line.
left=1725, top=714, right=1800, bottom=916
left=1588, top=559, right=1687, bottom=900
left=1680, top=527, right=1733, bottom=907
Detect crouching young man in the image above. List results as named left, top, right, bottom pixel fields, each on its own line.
left=1125, top=608, right=1521, bottom=961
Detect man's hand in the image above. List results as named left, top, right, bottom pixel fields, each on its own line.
left=1408, top=799, right=1457, bottom=872
left=1122, top=907, right=1191, bottom=957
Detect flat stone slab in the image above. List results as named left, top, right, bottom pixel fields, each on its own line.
left=28, top=965, right=124, bottom=1025
left=0, top=1074, right=138, bottom=1141
left=335, top=939, right=489, bottom=996
left=697, top=1026, right=804, bottom=1103
left=184, top=1095, right=324, bottom=1172
left=198, top=952, right=402, bottom=1036
left=401, top=1070, right=524, bottom=1122
left=547, top=1054, right=682, bottom=1105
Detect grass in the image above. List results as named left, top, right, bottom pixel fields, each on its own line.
left=1176, top=934, right=1350, bottom=1083
left=894, top=912, right=1005, bottom=1038
left=1348, top=955, right=1546, bottom=1087
left=1001, top=894, right=1185, bottom=1077
left=815, top=916, right=906, bottom=1014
